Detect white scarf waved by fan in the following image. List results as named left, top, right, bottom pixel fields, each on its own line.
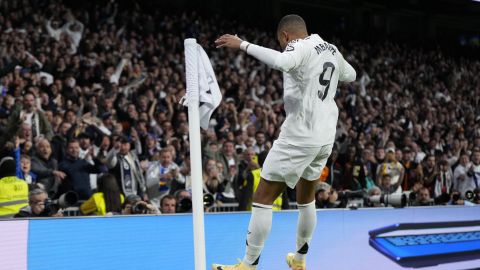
left=180, top=44, right=222, bottom=130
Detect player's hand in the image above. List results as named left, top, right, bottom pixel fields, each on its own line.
left=215, top=34, right=243, bottom=50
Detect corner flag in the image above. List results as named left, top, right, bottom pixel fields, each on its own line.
left=182, top=43, right=222, bottom=129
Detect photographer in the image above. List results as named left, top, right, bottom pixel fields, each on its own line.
left=315, top=182, right=339, bottom=209
left=160, top=195, right=177, bottom=214
left=412, top=187, right=433, bottom=206
left=448, top=190, right=476, bottom=206
left=122, top=194, right=160, bottom=215
left=366, top=187, right=383, bottom=207
left=15, top=188, right=63, bottom=218
left=471, top=188, right=480, bottom=204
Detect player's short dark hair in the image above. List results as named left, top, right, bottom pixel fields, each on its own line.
left=277, top=14, right=307, bottom=34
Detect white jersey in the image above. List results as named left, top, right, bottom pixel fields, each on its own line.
left=245, top=34, right=356, bottom=147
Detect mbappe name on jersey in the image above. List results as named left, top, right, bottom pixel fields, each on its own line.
left=314, top=42, right=336, bottom=55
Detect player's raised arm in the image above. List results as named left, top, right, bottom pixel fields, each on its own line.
left=215, top=16, right=310, bottom=73
left=215, top=34, right=305, bottom=73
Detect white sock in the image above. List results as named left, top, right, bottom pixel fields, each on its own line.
left=243, top=203, right=273, bottom=267
left=295, top=200, right=316, bottom=261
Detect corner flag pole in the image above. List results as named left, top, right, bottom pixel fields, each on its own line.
left=184, top=38, right=207, bottom=270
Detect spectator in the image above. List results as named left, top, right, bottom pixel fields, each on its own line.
left=18, top=154, right=37, bottom=185
left=145, top=148, right=180, bottom=207
left=106, top=136, right=147, bottom=200
left=379, top=174, right=396, bottom=195
left=80, top=174, right=124, bottom=216
left=337, top=144, right=361, bottom=190
left=178, top=152, right=192, bottom=192
left=376, top=147, right=404, bottom=193
left=322, top=147, right=343, bottom=190
left=3, top=93, right=53, bottom=144
left=58, top=139, right=102, bottom=200
left=235, top=148, right=258, bottom=210
left=362, top=147, right=378, bottom=184
left=453, top=153, right=473, bottom=198
left=31, top=138, right=65, bottom=197
left=433, top=160, right=453, bottom=198
left=51, top=121, right=72, bottom=162
left=422, top=155, right=437, bottom=193
left=203, top=158, right=224, bottom=198
left=466, top=149, right=480, bottom=195
left=253, top=131, right=266, bottom=154
left=401, top=147, right=422, bottom=191
left=217, top=141, right=239, bottom=180
left=217, top=159, right=237, bottom=203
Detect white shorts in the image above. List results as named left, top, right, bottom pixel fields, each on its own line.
left=260, top=140, right=333, bottom=188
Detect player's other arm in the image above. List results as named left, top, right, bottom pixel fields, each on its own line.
left=338, top=52, right=356, bottom=82
left=215, top=34, right=304, bottom=73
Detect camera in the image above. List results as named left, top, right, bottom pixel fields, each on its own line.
left=405, top=191, right=417, bottom=203
left=337, top=190, right=366, bottom=208
left=368, top=193, right=407, bottom=208
left=465, top=190, right=479, bottom=202
left=177, top=193, right=215, bottom=213
left=131, top=201, right=148, bottom=214
left=44, top=191, right=78, bottom=215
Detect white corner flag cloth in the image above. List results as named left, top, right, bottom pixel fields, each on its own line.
left=181, top=44, right=222, bottom=130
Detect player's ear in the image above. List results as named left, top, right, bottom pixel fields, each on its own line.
left=281, top=30, right=289, bottom=42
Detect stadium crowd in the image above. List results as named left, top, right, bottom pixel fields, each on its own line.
left=0, top=0, right=479, bottom=217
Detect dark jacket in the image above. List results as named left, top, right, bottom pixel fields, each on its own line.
left=51, top=135, right=68, bottom=162
left=58, top=156, right=102, bottom=200
left=234, top=160, right=254, bottom=211
left=14, top=206, right=49, bottom=218
left=31, top=154, right=60, bottom=197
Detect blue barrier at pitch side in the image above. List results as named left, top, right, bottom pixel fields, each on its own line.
left=1, top=206, right=479, bottom=270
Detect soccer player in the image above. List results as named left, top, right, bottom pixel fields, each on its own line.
left=213, top=14, right=356, bottom=270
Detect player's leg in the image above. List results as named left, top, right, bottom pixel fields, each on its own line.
left=287, top=144, right=333, bottom=270
left=285, top=178, right=317, bottom=270
left=212, top=179, right=285, bottom=270
left=213, top=140, right=288, bottom=270
left=295, top=178, right=318, bottom=256
left=243, top=179, right=286, bottom=266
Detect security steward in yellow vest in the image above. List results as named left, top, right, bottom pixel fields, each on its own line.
left=0, top=157, right=28, bottom=218
left=243, top=151, right=283, bottom=211
left=250, top=167, right=283, bottom=211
